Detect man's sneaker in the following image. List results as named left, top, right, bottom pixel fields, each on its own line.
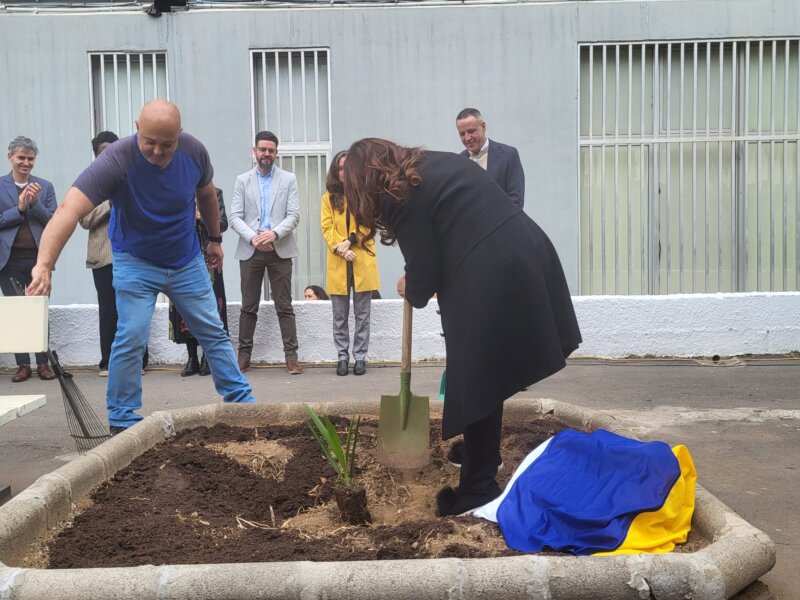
left=446, top=439, right=503, bottom=471
left=99, top=369, right=144, bottom=376
left=109, top=425, right=128, bottom=436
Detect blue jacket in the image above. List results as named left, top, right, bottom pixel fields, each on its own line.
left=0, top=173, right=57, bottom=270
left=461, top=139, right=525, bottom=209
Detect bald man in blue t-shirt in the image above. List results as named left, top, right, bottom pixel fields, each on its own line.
left=29, top=100, right=255, bottom=432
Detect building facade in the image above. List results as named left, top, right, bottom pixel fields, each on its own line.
left=1, top=0, right=797, bottom=304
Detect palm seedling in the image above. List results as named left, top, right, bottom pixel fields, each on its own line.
left=303, top=405, right=370, bottom=524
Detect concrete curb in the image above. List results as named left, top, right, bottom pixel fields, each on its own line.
left=0, top=399, right=776, bottom=599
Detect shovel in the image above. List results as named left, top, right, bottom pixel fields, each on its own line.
left=376, top=299, right=430, bottom=469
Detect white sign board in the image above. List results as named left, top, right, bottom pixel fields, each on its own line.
left=0, top=296, right=49, bottom=353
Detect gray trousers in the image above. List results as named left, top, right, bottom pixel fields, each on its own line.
left=331, top=291, right=371, bottom=361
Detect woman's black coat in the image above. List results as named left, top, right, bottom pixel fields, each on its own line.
left=380, top=151, right=582, bottom=439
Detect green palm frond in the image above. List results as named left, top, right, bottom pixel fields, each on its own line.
left=304, top=405, right=361, bottom=486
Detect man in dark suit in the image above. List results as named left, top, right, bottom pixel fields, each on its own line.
left=456, top=108, right=525, bottom=209
left=0, top=136, right=57, bottom=382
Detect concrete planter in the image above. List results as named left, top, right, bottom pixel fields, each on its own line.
left=0, top=399, right=775, bottom=600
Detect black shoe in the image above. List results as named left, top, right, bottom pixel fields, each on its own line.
left=336, top=360, right=348, bottom=376
left=198, top=355, right=210, bottom=376
left=447, top=439, right=503, bottom=471
left=447, top=440, right=465, bottom=468
left=435, top=486, right=458, bottom=517
left=109, top=425, right=128, bottom=436
left=181, top=356, right=200, bottom=377
left=353, top=360, right=366, bottom=376
left=435, top=484, right=502, bottom=517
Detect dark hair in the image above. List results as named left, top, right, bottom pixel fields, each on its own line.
left=255, top=131, right=279, bottom=147
left=305, top=285, right=329, bottom=300
left=343, top=138, right=423, bottom=247
left=91, top=131, right=118, bottom=156
left=325, top=150, right=348, bottom=213
left=456, top=107, right=483, bottom=121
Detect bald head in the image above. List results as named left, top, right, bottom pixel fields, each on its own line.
left=136, top=100, right=183, bottom=168
left=139, top=99, right=181, bottom=130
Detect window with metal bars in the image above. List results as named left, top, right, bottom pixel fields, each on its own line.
left=251, top=49, right=331, bottom=300
left=89, top=52, right=169, bottom=139
left=579, top=40, right=799, bottom=295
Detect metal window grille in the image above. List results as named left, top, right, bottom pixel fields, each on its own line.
left=579, top=39, right=799, bottom=295
left=251, top=49, right=332, bottom=299
left=89, top=52, right=169, bottom=139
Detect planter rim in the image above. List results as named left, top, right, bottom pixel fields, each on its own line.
left=0, top=398, right=775, bottom=600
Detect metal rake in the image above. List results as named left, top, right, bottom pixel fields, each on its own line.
left=9, top=277, right=110, bottom=453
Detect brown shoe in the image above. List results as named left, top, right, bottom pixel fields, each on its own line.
left=11, top=365, right=32, bottom=383
left=36, top=362, right=56, bottom=381
left=238, top=356, right=251, bottom=372
left=286, top=359, right=303, bottom=375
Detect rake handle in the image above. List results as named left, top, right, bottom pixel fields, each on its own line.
left=401, top=299, right=412, bottom=374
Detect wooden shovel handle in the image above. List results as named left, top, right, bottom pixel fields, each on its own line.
left=402, top=299, right=412, bottom=374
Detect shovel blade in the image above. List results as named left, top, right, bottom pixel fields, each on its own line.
left=377, top=392, right=430, bottom=469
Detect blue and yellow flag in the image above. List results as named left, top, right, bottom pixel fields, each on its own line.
left=472, top=429, right=696, bottom=555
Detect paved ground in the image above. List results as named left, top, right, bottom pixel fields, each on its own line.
left=0, top=357, right=797, bottom=599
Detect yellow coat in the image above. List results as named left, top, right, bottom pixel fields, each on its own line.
left=321, top=192, right=380, bottom=295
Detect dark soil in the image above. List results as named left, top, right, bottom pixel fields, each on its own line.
left=41, top=416, right=705, bottom=568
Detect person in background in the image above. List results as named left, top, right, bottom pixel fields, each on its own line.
left=80, top=131, right=148, bottom=377
left=169, top=187, right=228, bottom=377
left=0, top=136, right=57, bottom=382
left=454, top=109, right=527, bottom=392
left=456, top=108, right=525, bottom=209
left=343, top=138, right=581, bottom=516
left=229, top=131, right=303, bottom=375
left=321, top=151, right=380, bottom=377
left=304, top=285, right=329, bottom=300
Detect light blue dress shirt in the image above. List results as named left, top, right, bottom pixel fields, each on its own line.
left=257, top=168, right=274, bottom=230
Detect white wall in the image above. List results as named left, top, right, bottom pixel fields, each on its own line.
left=3, top=292, right=797, bottom=368
left=572, top=292, right=800, bottom=358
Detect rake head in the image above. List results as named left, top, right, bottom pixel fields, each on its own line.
left=48, top=351, right=111, bottom=453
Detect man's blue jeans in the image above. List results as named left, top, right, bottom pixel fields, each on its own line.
left=107, top=252, right=255, bottom=428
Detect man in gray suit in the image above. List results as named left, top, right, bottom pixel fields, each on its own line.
left=1, top=136, right=57, bottom=382
left=456, top=108, right=525, bottom=209
left=230, top=131, right=303, bottom=375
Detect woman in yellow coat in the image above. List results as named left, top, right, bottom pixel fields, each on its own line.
left=321, top=151, right=380, bottom=376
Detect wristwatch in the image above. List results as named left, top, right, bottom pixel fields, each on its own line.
left=207, top=235, right=223, bottom=243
